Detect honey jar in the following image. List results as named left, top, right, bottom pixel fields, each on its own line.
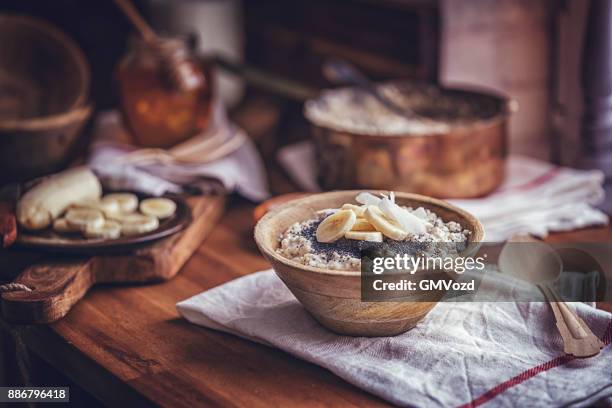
left=116, top=37, right=213, bottom=148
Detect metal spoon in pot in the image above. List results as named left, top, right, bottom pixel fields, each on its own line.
left=322, top=57, right=421, bottom=121
left=498, top=235, right=603, bottom=357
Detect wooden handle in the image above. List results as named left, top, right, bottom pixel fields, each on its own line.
left=539, top=284, right=566, bottom=333
left=1, top=258, right=94, bottom=324
left=539, top=284, right=603, bottom=357
left=113, top=0, right=158, bottom=44
left=546, top=286, right=588, bottom=339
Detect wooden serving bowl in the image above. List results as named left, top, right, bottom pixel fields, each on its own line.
left=0, top=14, right=91, bottom=182
left=254, top=190, right=484, bottom=337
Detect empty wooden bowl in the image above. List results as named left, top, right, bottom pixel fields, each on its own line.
left=0, top=14, right=91, bottom=182
left=254, top=190, right=484, bottom=337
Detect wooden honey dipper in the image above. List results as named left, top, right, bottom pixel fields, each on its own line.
left=113, top=0, right=201, bottom=92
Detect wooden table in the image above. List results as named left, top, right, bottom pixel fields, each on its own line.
left=3, top=199, right=611, bottom=407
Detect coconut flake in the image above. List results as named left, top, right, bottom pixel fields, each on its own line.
left=412, top=207, right=428, bottom=220
left=355, top=192, right=381, bottom=206
left=379, top=197, right=427, bottom=235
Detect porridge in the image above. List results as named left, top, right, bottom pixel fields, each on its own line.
left=276, top=192, right=471, bottom=271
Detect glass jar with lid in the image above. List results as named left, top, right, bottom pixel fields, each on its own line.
left=116, top=36, right=213, bottom=148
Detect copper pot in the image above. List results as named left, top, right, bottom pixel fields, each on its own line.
left=305, top=82, right=516, bottom=198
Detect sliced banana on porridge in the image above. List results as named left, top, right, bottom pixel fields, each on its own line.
left=101, top=193, right=139, bottom=214
left=84, top=220, right=122, bottom=239
left=379, top=196, right=427, bottom=235
left=276, top=192, right=471, bottom=271
left=364, top=205, right=407, bottom=241
left=65, top=208, right=105, bottom=232
left=341, top=203, right=366, bottom=217
left=315, top=209, right=356, bottom=243
left=344, top=230, right=383, bottom=242
left=139, top=198, right=176, bottom=219
left=120, top=213, right=160, bottom=236
left=350, top=218, right=376, bottom=232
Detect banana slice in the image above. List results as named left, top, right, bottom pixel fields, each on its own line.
left=70, top=198, right=99, bottom=209
left=53, top=217, right=78, bottom=233
left=120, top=214, right=159, bottom=236
left=351, top=218, right=377, bottom=232
left=345, top=231, right=383, bottom=242
left=316, top=209, right=356, bottom=243
left=341, top=203, right=366, bottom=217
left=84, top=220, right=121, bottom=239
left=101, top=193, right=139, bottom=213
left=72, top=198, right=120, bottom=217
left=139, top=198, right=176, bottom=219
left=364, top=205, right=407, bottom=241
left=65, top=208, right=105, bottom=232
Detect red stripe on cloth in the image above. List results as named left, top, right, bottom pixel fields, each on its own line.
left=458, top=319, right=612, bottom=408
left=496, top=168, right=561, bottom=195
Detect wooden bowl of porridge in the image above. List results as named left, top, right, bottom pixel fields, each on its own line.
left=254, top=190, right=484, bottom=337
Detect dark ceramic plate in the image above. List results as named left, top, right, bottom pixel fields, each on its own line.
left=16, top=193, right=192, bottom=254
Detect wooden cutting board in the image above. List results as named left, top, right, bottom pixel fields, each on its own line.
left=0, top=195, right=225, bottom=324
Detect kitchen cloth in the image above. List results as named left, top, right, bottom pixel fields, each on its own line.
left=277, top=141, right=608, bottom=241
left=177, top=269, right=612, bottom=407
left=88, top=100, right=270, bottom=202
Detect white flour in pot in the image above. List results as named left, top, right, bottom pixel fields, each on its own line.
left=304, top=83, right=493, bottom=136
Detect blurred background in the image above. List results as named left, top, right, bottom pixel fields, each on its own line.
left=0, top=0, right=589, bottom=158
left=0, top=0, right=608, bottom=208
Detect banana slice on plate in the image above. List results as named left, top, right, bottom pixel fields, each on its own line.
left=345, top=231, right=383, bottom=242
left=70, top=198, right=99, bottom=209
left=120, top=214, right=159, bottom=236
left=53, top=217, right=78, bottom=233
left=101, top=193, right=139, bottom=213
left=72, top=198, right=120, bottom=217
left=84, top=220, right=122, bottom=239
left=139, top=198, right=177, bottom=219
left=351, top=218, right=376, bottom=231
left=364, top=205, right=407, bottom=241
left=316, top=209, right=356, bottom=243
left=65, top=208, right=105, bottom=232
left=341, top=203, right=366, bottom=218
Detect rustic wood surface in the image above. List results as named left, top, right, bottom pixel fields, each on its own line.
left=1, top=195, right=225, bottom=324
left=2, top=198, right=611, bottom=407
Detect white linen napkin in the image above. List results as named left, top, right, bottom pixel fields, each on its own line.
left=277, top=141, right=608, bottom=241
left=177, top=269, right=612, bottom=407
left=88, top=101, right=270, bottom=202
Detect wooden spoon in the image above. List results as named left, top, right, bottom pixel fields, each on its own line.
left=322, top=58, right=422, bottom=120
left=113, top=0, right=197, bottom=92
left=498, top=235, right=604, bottom=357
